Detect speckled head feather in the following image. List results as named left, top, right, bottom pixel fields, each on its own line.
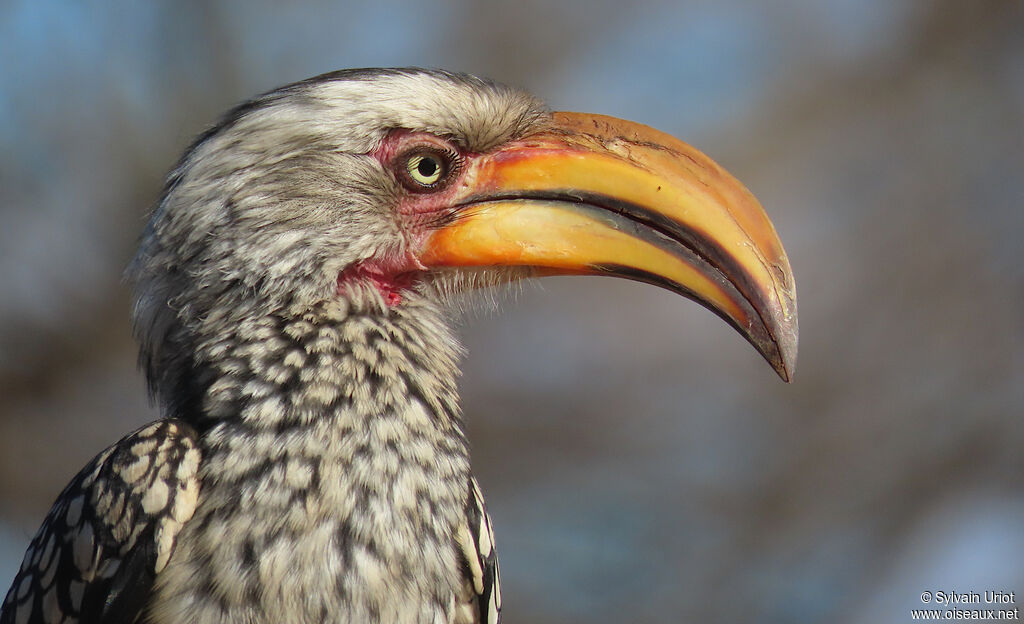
left=129, top=68, right=549, bottom=411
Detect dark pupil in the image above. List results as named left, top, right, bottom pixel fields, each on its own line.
left=417, top=157, right=438, bottom=178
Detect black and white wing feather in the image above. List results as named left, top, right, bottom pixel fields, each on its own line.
left=455, top=477, right=501, bottom=624
left=0, top=420, right=201, bottom=624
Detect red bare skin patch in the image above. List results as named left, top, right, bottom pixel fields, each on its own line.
left=333, top=260, right=417, bottom=303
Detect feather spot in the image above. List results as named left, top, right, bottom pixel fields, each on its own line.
left=130, top=439, right=158, bottom=457
left=65, top=496, right=84, bottom=526
left=40, top=549, right=60, bottom=587
left=283, top=349, right=306, bottom=368
left=154, top=522, right=175, bottom=573
left=95, top=491, right=113, bottom=517
left=72, top=523, right=95, bottom=575
left=40, top=534, right=56, bottom=568
left=455, top=523, right=484, bottom=594
left=118, top=454, right=151, bottom=483
left=285, top=458, right=313, bottom=489
left=488, top=590, right=498, bottom=624
left=68, top=580, right=85, bottom=610
left=178, top=447, right=201, bottom=479
left=172, top=480, right=200, bottom=524
left=141, top=479, right=170, bottom=514
left=16, top=574, right=32, bottom=600
left=41, top=586, right=61, bottom=624
left=14, top=603, right=31, bottom=624
left=477, top=520, right=492, bottom=558
left=97, top=557, right=120, bottom=579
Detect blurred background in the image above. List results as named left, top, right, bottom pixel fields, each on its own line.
left=1, top=1, right=1021, bottom=622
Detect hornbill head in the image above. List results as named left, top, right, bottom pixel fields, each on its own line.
left=130, top=68, right=797, bottom=403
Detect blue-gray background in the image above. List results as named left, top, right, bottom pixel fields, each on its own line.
left=1, top=1, right=1021, bottom=622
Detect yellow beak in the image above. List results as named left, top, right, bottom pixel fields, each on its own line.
left=419, top=112, right=798, bottom=381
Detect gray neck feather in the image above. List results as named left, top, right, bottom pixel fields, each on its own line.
left=147, top=287, right=474, bottom=622
left=192, top=286, right=465, bottom=432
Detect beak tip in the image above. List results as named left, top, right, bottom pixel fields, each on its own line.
left=774, top=336, right=798, bottom=383
left=766, top=265, right=799, bottom=382
left=771, top=312, right=799, bottom=383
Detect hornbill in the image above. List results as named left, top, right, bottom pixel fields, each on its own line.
left=1, top=68, right=796, bottom=624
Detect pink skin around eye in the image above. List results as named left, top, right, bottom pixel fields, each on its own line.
left=371, top=130, right=475, bottom=222
left=338, top=131, right=477, bottom=306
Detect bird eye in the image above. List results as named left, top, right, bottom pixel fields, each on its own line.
left=397, top=148, right=456, bottom=191
left=408, top=154, right=442, bottom=185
